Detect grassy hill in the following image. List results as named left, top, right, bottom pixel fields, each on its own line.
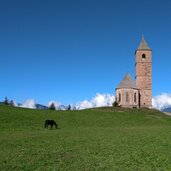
left=0, top=105, right=171, bottom=171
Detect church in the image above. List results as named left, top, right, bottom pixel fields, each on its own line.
left=115, top=37, right=152, bottom=108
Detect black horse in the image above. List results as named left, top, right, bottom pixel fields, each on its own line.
left=44, top=120, right=58, bottom=129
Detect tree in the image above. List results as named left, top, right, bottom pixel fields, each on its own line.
left=68, top=104, right=71, bottom=111
left=113, top=101, right=118, bottom=107
left=49, top=103, right=56, bottom=110
left=9, top=100, right=15, bottom=106
left=4, top=97, right=9, bottom=105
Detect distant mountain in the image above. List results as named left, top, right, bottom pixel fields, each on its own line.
left=34, top=104, right=75, bottom=110
left=163, top=107, right=171, bottom=113
left=35, top=104, right=70, bottom=110
left=35, top=104, right=49, bottom=110
left=17, top=103, right=48, bottom=110
left=16, top=103, right=73, bottom=110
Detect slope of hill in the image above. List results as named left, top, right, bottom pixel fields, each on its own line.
left=0, top=105, right=171, bottom=170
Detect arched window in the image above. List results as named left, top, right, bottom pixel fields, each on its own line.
left=118, top=93, right=121, bottom=102
left=134, top=93, right=137, bottom=103
left=126, top=92, right=129, bottom=102
left=142, top=54, right=146, bottom=61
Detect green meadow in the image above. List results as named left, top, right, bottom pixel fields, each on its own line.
left=0, top=105, right=171, bottom=171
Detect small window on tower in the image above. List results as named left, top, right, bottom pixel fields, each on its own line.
left=142, top=54, right=146, bottom=61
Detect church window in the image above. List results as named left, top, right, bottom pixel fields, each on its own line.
left=119, top=93, right=121, bottom=102
left=142, top=54, right=146, bottom=61
left=134, top=93, right=137, bottom=103
left=126, top=92, right=129, bottom=102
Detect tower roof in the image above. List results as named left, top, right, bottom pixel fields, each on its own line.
left=116, top=73, right=137, bottom=89
left=136, top=36, right=151, bottom=51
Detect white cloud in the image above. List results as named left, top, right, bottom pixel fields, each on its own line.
left=13, top=101, right=18, bottom=107
left=152, top=93, right=171, bottom=110
left=20, top=99, right=36, bottom=109
left=76, top=93, right=171, bottom=111
left=76, top=93, right=115, bottom=110
left=15, top=93, right=171, bottom=111
left=76, top=100, right=93, bottom=110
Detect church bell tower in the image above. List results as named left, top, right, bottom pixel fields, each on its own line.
left=135, top=36, right=152, bottom=108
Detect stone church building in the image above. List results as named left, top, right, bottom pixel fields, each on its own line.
left=115, top=37, right=152, bottom=108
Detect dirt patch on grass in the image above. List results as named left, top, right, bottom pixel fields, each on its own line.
left=163, top=112, right=171, bottom=116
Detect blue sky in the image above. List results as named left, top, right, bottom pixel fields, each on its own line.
left=0, top=0, right=171, bottom=106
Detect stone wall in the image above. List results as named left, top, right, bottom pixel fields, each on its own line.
left=135, top=50, right=152, bottom=107
left=116, top=88, right=139, bottom=108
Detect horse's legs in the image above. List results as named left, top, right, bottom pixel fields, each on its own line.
left=52, top=121, right=58, bottom=129
left=51, top=124, right=53, bottom=130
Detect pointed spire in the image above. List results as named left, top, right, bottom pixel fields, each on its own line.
left=136, top=36, right=151, bottom=51
left=123, top=73, right=131, bottom=81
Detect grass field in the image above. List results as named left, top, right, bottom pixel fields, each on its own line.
left=0, top=105, right=171, bottom=171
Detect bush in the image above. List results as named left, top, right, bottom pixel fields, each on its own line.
left=113, top=101, right=119, bottom=107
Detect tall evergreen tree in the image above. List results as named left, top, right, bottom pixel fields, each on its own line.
left=68, top=104, right=71, bottom=111
left=49, top=103, right=56, bottom=110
